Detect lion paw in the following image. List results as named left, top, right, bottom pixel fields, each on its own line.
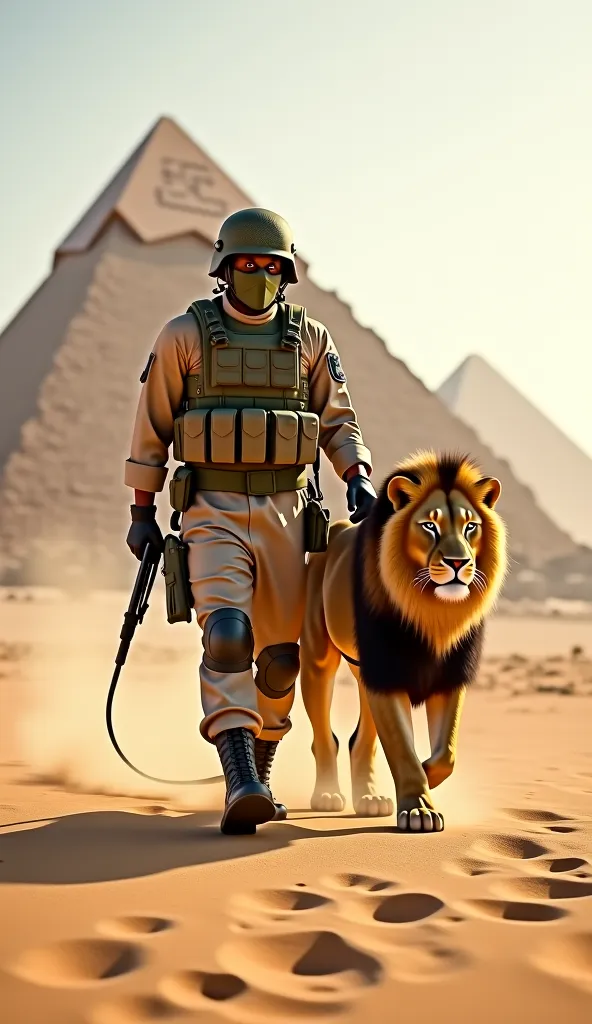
left=354, top=794, right=394, bottom=817
left=397, top=802, right=444, bottom=833
left=311, top=791, right=346, bottom=813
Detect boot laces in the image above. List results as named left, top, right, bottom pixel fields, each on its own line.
left=218, top=728, right=259, bottom=792
left=255, top=739, right=278, bottom=788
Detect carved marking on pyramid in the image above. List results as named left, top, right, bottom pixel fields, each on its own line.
left=56, top=117, right=252, bottom=257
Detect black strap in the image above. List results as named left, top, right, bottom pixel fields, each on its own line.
left=312, top=448, right=323, bottom=502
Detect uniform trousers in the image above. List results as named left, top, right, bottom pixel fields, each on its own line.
left=181, top=487, right=308, bottom=741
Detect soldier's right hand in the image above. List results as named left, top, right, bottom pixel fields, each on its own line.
left=126, top=505, right=165, bottom=560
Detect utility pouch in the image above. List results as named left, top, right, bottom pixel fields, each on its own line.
left=304, top=449, right=330, bottom=553
left=297, top=412, right=320, bottom=465
left=240, top=408, right=267, bottom=463
left=169, top=465, right=195, bottom=513
left=270, top=410, right=299, bottom=465
left=210, top=408, right=237, bottom=464
left=163, top=534, right=193, bottom=624
left=173, top=409, right=207, bottom=463
left=304, top=497, right=330, bottom=553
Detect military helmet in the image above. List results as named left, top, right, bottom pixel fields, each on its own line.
left=209, top=207, right=298, bottom=284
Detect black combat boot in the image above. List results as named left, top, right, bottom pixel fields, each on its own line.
left=254, top=738, right=288, bottom=822
left=215, top=727, right=276, bottom=835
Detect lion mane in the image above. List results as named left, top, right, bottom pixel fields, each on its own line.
left=353, top=450, right=508, bottom=706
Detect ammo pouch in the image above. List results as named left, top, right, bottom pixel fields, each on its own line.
left=162, top=534, right=193, bottom=624
left=173, top=408, right=320, bottom=467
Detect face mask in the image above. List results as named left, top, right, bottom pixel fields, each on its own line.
left=230, top=268, right=281, bottom=312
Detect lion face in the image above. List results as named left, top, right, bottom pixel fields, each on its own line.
left=373, top=451, right=507, bottom=654
left=406, top=486, right=487, bottom=603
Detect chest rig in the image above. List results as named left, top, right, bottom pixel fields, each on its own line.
left=183, top=297, right=309, bottom=411
left=172, top=296, right=320, bottom=487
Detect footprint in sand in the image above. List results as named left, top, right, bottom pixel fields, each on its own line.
left=10, top=938, right=144, bottom=988
left=96, top=916, right=174, bottom=939
left=159, top=969, right=247, bottom=1010
left=180, top=881, right=466, bottom=1016
left=462, top=899, right=567, bottom=923
left=339, top=891, right=445, bottom=927
left=493, top=876, right=592, bottom=901
left=296, top=880, right=467, bottom=978
left=216, top=930, right=382, bottom=1006
left=160, top=965, right=356, bottom=1022
left=532, top=932, right=592, bottom=994
left=372, top=893, right=445, bottom=924
left=228, top=888, right=334, bottom=926
left=472, top=834, right=549, bottom=861
left=501, top=808, right=584, bottom=835
left=532, top=857, right=590, bottom=876
left=503, top=808, right=572, bottom=824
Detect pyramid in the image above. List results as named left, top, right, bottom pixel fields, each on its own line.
left=438, top=355, right=592, bottom=550
left=0, top=117, right=577, bottom=588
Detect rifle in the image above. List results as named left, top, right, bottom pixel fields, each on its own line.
left=106, top=540, right=223, bottom=786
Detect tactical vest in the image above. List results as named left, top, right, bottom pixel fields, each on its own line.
left=172, top=297, right=319, bottom=473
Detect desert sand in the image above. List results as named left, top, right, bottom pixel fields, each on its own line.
left=0, top=587, right=591, bottom=1024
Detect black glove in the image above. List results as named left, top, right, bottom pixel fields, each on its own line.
left=346, top=475, right=377, bottom=524
left=126, top=505, right=165, bottom=560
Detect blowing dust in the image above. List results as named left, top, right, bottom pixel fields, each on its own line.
left=12, top=582, right=322, bottom=813
left=15, top=585, right=225, bottom=809
left=12, top=579, right=492, bottom=823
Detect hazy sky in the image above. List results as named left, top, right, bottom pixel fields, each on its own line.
left=1, top=1, right=591, bottom=455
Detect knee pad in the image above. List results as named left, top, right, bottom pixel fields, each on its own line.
left=203, top=608, right=254, bottom=673
left=255, top=643, right=300, bottom=700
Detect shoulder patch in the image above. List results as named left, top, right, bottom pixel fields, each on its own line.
left=326, top=351, right=347, bottom=384
left=139, top=352, right=155, bottom=384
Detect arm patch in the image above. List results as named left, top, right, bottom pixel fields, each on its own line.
left=327, top=351, right=347, bottom=383
left=139, top=352, right=155, bottom=384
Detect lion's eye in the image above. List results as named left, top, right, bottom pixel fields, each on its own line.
left=421, top=522, right=439, bottom=537
left=465, top=523, right=478, bottom=536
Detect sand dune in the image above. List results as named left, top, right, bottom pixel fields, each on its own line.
left=0, top=597, right=591, bottom=1023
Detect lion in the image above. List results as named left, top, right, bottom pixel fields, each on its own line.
left=300, top=450, right=508, bottom=832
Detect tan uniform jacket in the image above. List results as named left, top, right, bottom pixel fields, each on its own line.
left=124, top=308, right=372, bottom=492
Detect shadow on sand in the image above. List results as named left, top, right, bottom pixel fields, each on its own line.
left=0, top=810, right=403, bottom=885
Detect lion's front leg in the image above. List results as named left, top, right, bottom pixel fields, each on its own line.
left=422, top=687, right=466, bottom=790
left=349, top=676, right=394, bottom=817
left=364, top=688, right=443, bottom=832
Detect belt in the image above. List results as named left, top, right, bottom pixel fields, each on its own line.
left=188, top=465, right=308, bottom=495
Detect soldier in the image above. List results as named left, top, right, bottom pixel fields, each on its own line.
left=124, top=208, right=376, bottom=834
